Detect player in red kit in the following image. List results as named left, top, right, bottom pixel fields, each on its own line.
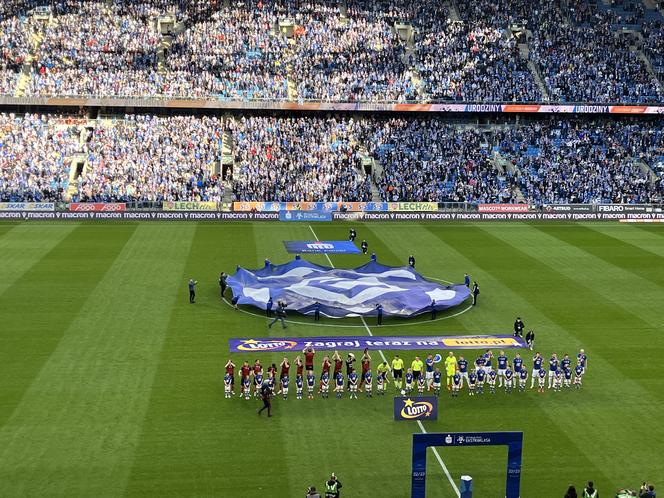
left=303, top=346, right=315, bottom=375
left=279, top=357, right=290, bottom=380
left=240, top=361, right=251, bottom=383
left=359, top=348, right=371, bottom=391
left=225, top=359, right=235, bottom=394
left=295, top=355, right=304, bottom=377
left=253, top=359, right=263, bottom=377
left=332, top=351, right=343, bottom=377
left=319, top=355, right=331, bottom=393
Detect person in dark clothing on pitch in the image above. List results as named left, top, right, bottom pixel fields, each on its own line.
left=257, top=381, right=272, bottom=417
left=349, top=228, right=356, bottom=241
left=472, top=281, right=480, bottom=306
left=514, top=317, right=525, bottom=338
left=408, top=255, right=415, bottom=268
left=525, top=329, right=535, bottom=350
left=430, top=300, right=437, bottom=320
left=314, top=301, right=321, bottom=321
left=269, top=301, right=288, bottom=329
left=361, top=240, right=368, bottom=254
left=375, top=303, right=384, bottom=325
left=219, top=272, right=227, bottom=298
left=188, top=278, right=197, bottom=303
left=266, top=297, right=273, bottom=317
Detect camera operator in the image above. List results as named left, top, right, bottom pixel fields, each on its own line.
left=640, top=483, right=656, bottom=498
left=306, top=485, right=321, bottom=498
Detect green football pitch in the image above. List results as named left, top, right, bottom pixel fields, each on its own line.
left=0, top=220, right=662, bottom=498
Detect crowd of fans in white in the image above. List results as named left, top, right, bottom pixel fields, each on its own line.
left=0, top=0, right=660, bottom=103
left=1, top=112, right=661, bottom=204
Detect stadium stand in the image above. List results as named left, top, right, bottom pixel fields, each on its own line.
left=0, top=0, right=660, bottom=103
left=2, top=112, right=661, bottom=204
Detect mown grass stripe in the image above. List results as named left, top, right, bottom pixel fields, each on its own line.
left=0, top=224, right=137, bottom=432
left=0, top=224, right=194, bottom=498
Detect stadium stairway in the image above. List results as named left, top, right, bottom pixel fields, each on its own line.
left=221, top=130, right=234, bottom=182
left=520, top=34, right=551, bottom=101
left=635, top=160, right=660, bottom=184
left=14, top=14, right=49, bottom=97
left=447, top=0, right=461, bottom=22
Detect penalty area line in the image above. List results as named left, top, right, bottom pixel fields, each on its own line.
left=308, top=224, right=460, bottom=498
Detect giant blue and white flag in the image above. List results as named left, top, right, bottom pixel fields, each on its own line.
left=226, top=260, right=470, bottom=318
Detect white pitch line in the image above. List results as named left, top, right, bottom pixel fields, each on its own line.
left=308, top=224, right=460, bottom=497
left=417, top=420, right=461, bottom=497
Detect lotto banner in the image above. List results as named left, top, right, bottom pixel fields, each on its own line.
left=283, top=240, right=362, bottom=254
left=69, top=203, right=126, bottom=212
left=394, top=397, right=438, bottom=421
left=229, top=335, right=526, bottom=353
left=0, top=202, right=55, bottom=211
left=163, top=201, right=218, bottom=211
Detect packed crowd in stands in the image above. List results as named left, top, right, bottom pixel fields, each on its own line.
left=498, top=118, right=662, bottom=203
left=0, top=0, right=660, bottom=102
left=27, top=1, right=162, bottom=97
left=0, top=113, right=80, bottom=202
left=366, top=119, right=516, bottom=202
left=77, top=115, right=224, bottom=202
left=229, top=115, right=372, bottom=202
left=2, top=112, right=661, bottom=204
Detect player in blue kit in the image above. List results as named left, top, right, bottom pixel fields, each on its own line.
left=457, top=356, right=469, bottom=388
left=432, top=368, right=442, bottom=396
left=243, top=376, right=252, bottom=400
left=349, top=369, right=359, bottom=399
left=482, top=350, right=493, bottom=374
left=254, top=373, right=263, bottom=398
left=425, top=354, right=435, bottom=391
left=553, top=369, right=563, bottom=392
left=224, top=373, right=233, bottom=398
left=468, top=371, right=477, bottom=396
left=518, top=368, right=528, bottom=392
left=574, top=363, right=584, bottom=388
left=417, top=374, right=426, bottom=395
left=504, top=367, right=514, bottom=394
left=320, top=372, right=330, bottom=398
left=296, top=375, right=304, bottom=400
left=376, top=371, right=385, bottom=395
left=488, top=369, right=497, bottom=394
left=451, top=372, right=461, bottom=397
left=404, top=368, right=414, bottom=394
left=577, top=349, right=588, bottom=373
left=307, top=373, right=315, bottom=399
left=548, top=353, right=559, bottom=389
left=497, top=350, right=508, bottom=387
left=278, top=375, right=290, bottom=399
left=563, top=367, right=572, bottom=388
left=537, top=368, right=546, bottom=393
left=363, top=370, right=372, bottom=397
left=476, top=367, right=486, bottom=394
left=335, top=372, right=344, bottom=398
left=513, top=353, right=523, bottom=374
left=561, top=353, right=572, bottom=372
left=474, top=354, right=486, bottom=373
left=531, top=352, right=543, bottom=389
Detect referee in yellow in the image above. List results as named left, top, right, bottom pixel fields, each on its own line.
left=411, top=356, right=424, bottom=384
left=391, top=355, right=405, bottom=390
left=444, top=352, right=457, bottom=391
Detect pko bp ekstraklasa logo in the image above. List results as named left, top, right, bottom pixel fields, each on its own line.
left=237, top=339, right=298, bottom=351
left=400, top=398, right=434, bottom=419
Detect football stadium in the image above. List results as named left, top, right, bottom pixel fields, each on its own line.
left=0, top=1, right=663, bottom=497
